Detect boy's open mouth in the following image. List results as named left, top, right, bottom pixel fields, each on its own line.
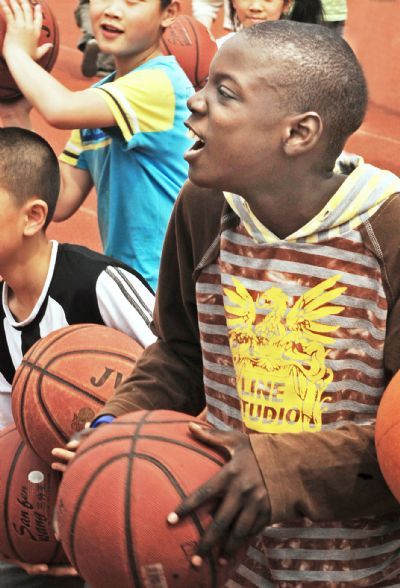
left=186, top=127, right=205, bottom=151
left=101, top=23, right=123, bottom=34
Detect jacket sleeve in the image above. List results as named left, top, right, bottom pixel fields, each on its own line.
left=97, top=183, right=217, bottom=418
left=250, top=424, right=400, bottom=523
left=250, top=194, right=400, bottom=523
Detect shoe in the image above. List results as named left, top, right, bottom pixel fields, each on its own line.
left=96, top=53, right=115, bottom=77
left=81, top=38, right=100, bottom=78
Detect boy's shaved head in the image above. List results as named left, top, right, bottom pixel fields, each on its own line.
left=241, top=21, right=368, bottom=155
left=0, top=127, right=60, bottom=228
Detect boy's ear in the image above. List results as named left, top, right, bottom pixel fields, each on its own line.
left=282, top=0, right=293, bottom=16
left=23, top=198, right=48, bottom=237
left=282, top=112, right=323, bottom=156
left=160, top=0, right=180, bottom=28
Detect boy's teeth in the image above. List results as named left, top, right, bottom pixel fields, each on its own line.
left=187, top=129, right=197, bottom=140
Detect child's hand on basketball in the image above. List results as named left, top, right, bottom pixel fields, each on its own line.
left=167, top=423, right=270, bottom=565
left=0, top=0, right=53, bottom=62
left=51, top=424, right=94, bottom=473
left=0, top=554, right=79, bottom=576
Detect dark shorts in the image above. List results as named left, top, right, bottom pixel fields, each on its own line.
left=0, top=561, right=86, bottom=588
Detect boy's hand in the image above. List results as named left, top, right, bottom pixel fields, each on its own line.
left=0, top=0, right=53, bottom=61
left=0, top=554, right=79, bottom=576
left=51, top=425, right=94, bottom=473
left=167, top=423, right=270, bottom=564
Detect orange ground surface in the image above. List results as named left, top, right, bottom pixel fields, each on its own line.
left=35, top=0, right=399, bottom=253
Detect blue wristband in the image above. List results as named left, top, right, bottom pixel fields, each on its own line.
left=90, top=415, right=115, bottom=428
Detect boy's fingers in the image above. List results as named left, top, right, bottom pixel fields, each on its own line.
left=189, top=422, right=239, bottom=459
left=220, top=503, right=260, bottom=560
left=50, top=462, right=68, bottom=473
left=33, top=2, right=43, bottom=36
left=51, top=447, right=76, bottom=471
left=168, top=469, right=226, bottom=523
left=36, top=565, right=80, bottom=577
left=20, top=0, right=34, bottom=22
left=36, top=43, right=53, bottom=59
left=51, top=447, right=76, bottom=459
left=8, top=0, right=24, bottom=24
left=0, top=0, right=13, bottom=22
left=195, top=492, right=240, bottom=558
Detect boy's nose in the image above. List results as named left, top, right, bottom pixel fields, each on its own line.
left=103, top=1, right=123, bottom=17
left=248, top=0, right=263, bottom=10
left=187, top=88, right=207, bottom=114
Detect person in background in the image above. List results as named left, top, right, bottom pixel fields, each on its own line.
left=321, top=0, right=347, bottom=36
left=74, top=0, right=115, bottom=77
left=192, top=0, right=232, bottom=31
left=217, top=0, right=322, bottom=47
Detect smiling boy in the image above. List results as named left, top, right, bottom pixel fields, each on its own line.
left=89, top=21, right=400, bottom=586
left=0, top=0, right=193, bottom=290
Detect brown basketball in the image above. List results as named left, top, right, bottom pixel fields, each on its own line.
left=161, top=15, right=217, bottom=90
left=12, top=324, right=144, bottom=465
left=56, top=410, right=243, bottom=588
left=376, top=371, right=400, bottom=500
left=0, top=0, right=59, bottom=101
left=0, top=424, right=67, bottom=564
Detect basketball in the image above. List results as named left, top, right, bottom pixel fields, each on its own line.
left=161, top=15, right=217, bottom=90
left=56, top=410, right=241, bottom=588
left=12, top=324, right=144, bottom=465
left=0, top=424, right=66, bottom=564
left=375, top=371, right=400, bottom=500
left=0, top=0, right=59, bottom=101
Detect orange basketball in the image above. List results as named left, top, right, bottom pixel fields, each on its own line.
left=376, top=371, right=400, bottom=500
left=0, top=0, right=59, bottom=101
left=0, top=425, right=67, bottom=564
left=12, top=324, right=144, bottom=465
left=161, top=15, right=217, bottom=90
left=56, top=410, right=242, bottom=588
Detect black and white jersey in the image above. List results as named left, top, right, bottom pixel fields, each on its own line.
left=0, top=241, right=156, bottom=429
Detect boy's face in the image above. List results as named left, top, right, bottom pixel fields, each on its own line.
left=90, top=0, right=174, bottom=60
left=232, top=0, right=290, bottom=29
left=0, top=188, right=25, bottom=266
left=185, top=36, right=289, bottom=196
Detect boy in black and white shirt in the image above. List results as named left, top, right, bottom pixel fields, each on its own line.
left=0, top=128, right=155, bottom=431
left=0, top=127, right=155, bottom=585
left=0, top=241, right=155, bottom=429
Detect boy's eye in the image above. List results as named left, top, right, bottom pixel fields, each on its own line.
left=217, top=85, right=235, bottom=99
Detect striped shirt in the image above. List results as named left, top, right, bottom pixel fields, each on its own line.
left=196, top=164, right=400, bottom=586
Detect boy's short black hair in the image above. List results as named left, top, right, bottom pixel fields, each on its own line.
left=0, top=127, right=60, bottom=229
left=161, top=0, right=172, bottom=7
left=242, top=21, right=368, bottom=156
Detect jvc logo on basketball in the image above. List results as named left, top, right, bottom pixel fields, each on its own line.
left=90, top=367, right=126, bottom=389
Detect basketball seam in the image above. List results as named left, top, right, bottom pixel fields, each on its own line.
left=16, top=326, right=94, bottom=446
left=183, top=15, right=200, bottom=88
left=71, top=433, right=225, bottom=467
left=4, top=438, right=25, bottom=560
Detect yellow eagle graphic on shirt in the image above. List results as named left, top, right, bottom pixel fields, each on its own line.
left=224, top=275, right=346, bottom=433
